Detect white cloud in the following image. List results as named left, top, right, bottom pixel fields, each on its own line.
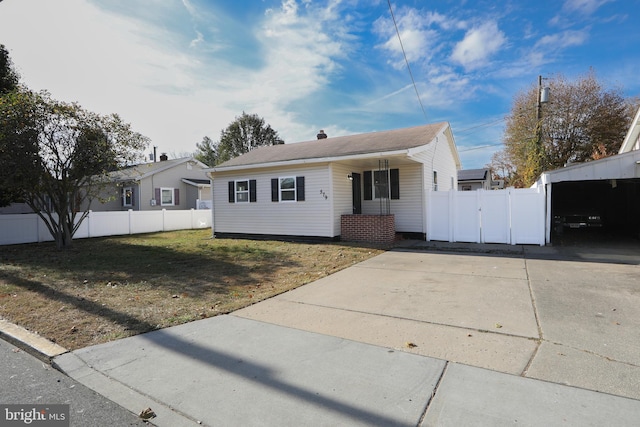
left=451, top=21, right=506, bottom=71
left=0, top=0, right=360, bottom=151
left=536, top=29, right=589, bottom=49
left=563, top=0, right=612, bottom=15
left=521, top=29, right=589, bottom=68
left=373, top=8, right=448, bottom=69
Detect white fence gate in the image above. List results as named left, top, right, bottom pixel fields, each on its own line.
left=0, top=209, right=212, bottom=246
left=426, top=188, right=545, bottom=245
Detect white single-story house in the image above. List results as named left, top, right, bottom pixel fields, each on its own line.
left=206, top=123, right=461, bottom=243
left=88, top=157, right=212, bottom=212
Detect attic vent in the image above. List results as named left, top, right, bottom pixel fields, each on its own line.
left=316, top=130, right=327, bottom=140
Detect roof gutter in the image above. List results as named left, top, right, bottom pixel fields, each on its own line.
left=206, top=149, right=420, bottom=174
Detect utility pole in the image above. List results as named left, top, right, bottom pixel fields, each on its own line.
left=536, top=75, right=549, bottom=121
left=534, top=75, right=550, bottom=177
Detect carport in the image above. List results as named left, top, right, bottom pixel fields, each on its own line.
left=540, top=149, right=640, bottom=244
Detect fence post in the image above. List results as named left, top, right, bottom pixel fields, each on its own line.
left=162, top=209, right=166, bottom=231
left=128, top=209, right=133, bottom=234
left=508, top=188, right=515, bottom=245
left=425, top=190, right=431, bottom=241
left=87, top=210, right=92, bottom=239
left=448, top=189, right=454, bottom=242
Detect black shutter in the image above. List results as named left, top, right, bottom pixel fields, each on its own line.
left=174, top=189, right=179, bottom=205
left=271, top=178, right=279, bottom=202
left=131, top=187, right=135, bottom=206
left=249, top=179, right=257, bottom=202
left=155, top=188, right=160, bottom=205
left=363, top=171, right=372, bottom=200
left=390, top=168, right=400, bottom=200
left=228, top=181, right=235, bottom=203
left=296, top=176, right=305, bottom=201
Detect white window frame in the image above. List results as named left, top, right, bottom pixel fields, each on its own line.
left=235, top=179, right=250, bottom=203
left=160, top=187, right=175, bottom=206
left=122, top=186, right=133, bottom=207
left=373, top=170, right=389, bottom=200
left=279, top=176, right=296, bottom=202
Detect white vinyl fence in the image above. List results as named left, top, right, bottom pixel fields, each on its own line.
left=426, top=188, right=545, bottom=245
left=0, top=209, right=212, bottom=246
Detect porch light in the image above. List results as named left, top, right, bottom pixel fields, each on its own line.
left=347, top=174, right=353, bottom=181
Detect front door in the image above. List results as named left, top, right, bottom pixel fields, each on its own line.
left=351, top=172, right=362, bottom=214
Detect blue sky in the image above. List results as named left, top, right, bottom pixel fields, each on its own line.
left=1, top=0, right=638, bottom=168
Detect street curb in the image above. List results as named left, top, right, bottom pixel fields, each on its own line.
left=0, top=317, right=68, bottom=363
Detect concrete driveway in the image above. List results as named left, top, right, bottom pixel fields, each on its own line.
left=49, top=241, right=640, bottom=426
left=235, top=242, right=640, bottom=400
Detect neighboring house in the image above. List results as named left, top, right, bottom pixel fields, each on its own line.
left=88, top=157, right=211, bottom=212
left=206, top=123, right=461, bottom=242
left=457, top=168, right=492, bottom=191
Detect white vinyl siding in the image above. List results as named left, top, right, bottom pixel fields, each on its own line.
left=331, top=164, right=357, bottom=236
left=411, top=130, right=459, bottom=192
left=213, top=165, right=332, bottom=237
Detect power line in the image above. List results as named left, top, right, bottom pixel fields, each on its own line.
left=456, top=117, right=506, bottom=134
left=387, top=0, right=428, bottom=122
left=458, top=142, right=504, bottom=153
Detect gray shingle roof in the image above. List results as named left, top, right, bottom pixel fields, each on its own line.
left=107, top=158, right=200, bottom=182
left=458, top=168, right=489, bottom=181
left=214, top=122, right=448, bottom=169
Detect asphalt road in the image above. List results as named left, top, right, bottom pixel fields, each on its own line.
left=0, top=339, right=151, bottom=427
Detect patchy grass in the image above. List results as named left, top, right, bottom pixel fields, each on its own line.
left=0, top=230, right=385, bottom=350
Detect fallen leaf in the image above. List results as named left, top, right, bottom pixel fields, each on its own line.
left=405, top=342, right=417, bottom=348
left=139, top=408, right=156, bottom=420
left=495, top=323, right=503, bottom=329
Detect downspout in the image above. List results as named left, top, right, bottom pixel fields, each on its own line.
left=208, top=172, right=215, bottom=238
left=542, top=173, right=551, bottom=245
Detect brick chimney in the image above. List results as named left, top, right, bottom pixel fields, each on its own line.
left=316, top=130, right=327, bottom=140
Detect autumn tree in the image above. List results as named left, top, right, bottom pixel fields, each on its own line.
left=216, top=112, right=284, bottom=164
left=0, top=90, right=149, bottom=248
left=491, top=70, right=634, bottom=187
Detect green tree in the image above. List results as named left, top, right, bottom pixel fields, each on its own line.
left=492, top=70, right=634, bottom=187
left=0, top=89, right=149, bottom=248
left=0, top=44, right=19, bottom=94
left=0, top=44, right=22, bottom=206
left=217, top=112, right=284, bottom=163
left=194, top=135, right=218, bottom=166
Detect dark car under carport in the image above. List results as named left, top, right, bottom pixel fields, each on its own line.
left=551, top=179, right=640, bottom=241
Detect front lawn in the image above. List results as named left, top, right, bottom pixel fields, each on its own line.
left=0, top=230, right=384, bottom=350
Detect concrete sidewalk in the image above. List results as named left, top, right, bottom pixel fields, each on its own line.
left=47, top=242, right=640, bottom=426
